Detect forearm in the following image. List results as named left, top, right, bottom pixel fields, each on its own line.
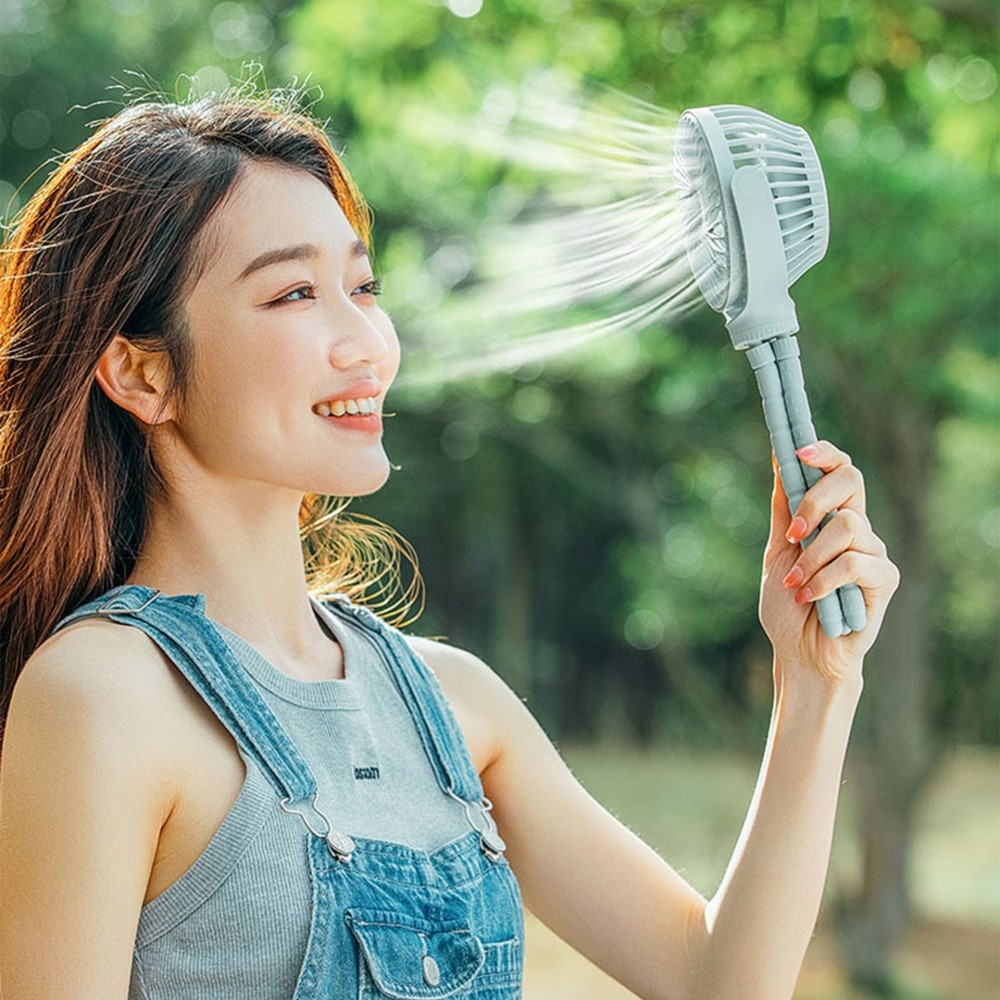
left=686, top=661, right=862, bottom=1000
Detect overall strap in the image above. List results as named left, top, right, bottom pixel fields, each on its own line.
left=55, top=585, right=356, bottom=861
left=324, top=599, right=507, bottom=859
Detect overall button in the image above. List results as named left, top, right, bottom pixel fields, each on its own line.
left=422, top=955, right=441, bottom=986
left=326, top=830, right=356, bottom=862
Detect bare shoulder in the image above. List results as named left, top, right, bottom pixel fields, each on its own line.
left=404, top=635, right=536, bottom=776
left=16, top=617, right=182, bottom=725
left=0, top=621, right=194, bottom=995
left=6, top=618, right=189, bottom=790
left=406, top=636, right=520, bottom=710
left=24, top=614, right=175, bottom=679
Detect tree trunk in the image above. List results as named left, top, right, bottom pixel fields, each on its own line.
left=835, top=392, right=940, bottom=991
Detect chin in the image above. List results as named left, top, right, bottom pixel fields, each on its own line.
left=312, top=459, right=392, bottom=498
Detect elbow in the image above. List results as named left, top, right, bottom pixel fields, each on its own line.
left=669, top=898, right=710, bottom=1000
left=674, top=900, right=798, bottom=1000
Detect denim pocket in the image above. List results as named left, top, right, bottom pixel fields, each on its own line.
left=347, top=908, right=485, bottom=999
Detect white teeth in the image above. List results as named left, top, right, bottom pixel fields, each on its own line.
left=315, top=396, right=378, bottom=418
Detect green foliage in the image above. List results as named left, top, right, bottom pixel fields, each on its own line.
left=276, top=0, right=1000, bottom=742
left=2, top=2, right=995, bottom=985
left=0, top=0, right=298, bottom=219
left=1, top=0, right=996, bottom=744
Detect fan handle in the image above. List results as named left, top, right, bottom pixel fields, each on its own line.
left=747, top=337, right=868, bottom=637
left=770, top=336, right=868, bottom=634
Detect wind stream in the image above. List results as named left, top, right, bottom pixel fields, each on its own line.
left=395, top=84, right=702, bottom=388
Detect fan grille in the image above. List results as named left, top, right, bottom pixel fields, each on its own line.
left=708, top=106, right=828, bottom=286
left=674, top=115, right=732, bottom=311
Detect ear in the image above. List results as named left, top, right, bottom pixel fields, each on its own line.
left=94, top=335, right=175, bottom=425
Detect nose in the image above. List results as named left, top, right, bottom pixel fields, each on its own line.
left=326, top=297, right=394, bottom=370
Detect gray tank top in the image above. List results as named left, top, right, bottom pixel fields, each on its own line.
left=128, top=601, right=471, bottom=1000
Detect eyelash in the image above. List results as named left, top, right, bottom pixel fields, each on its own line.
left=270, top=277, right=383, bottom=307
left=274, top=285, right=317, bottom=305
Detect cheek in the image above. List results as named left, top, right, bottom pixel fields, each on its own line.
left=180, top=330, right=284, bottom=443
left=188, top=344, right=249, bottom=420
left=190, top=309, right=304, bottom=399
left=381, top=318, right=402, bottom=380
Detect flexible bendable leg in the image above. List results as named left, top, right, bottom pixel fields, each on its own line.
left=745, top=341, right=849, bottom=638
left=772, top=336, right=868, bottom=633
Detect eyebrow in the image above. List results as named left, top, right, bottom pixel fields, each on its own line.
left=235, top=239, right=369, bottom=282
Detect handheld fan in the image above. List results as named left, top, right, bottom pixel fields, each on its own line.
left=674, top=105, right=867, bottom=638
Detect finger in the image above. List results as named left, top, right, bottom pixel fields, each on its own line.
left=791, top=550, right=899, bottom=607
left=781, top=509, right=887, bottom=591
left=794, top=439, right=853, bottom=473
left=786, top=465, right=867, bottom=543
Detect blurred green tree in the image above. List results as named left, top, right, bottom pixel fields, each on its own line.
left=2, top=0, right=996, bottom=991
left=0, top=0, right=300, bottom=217
left=280, top=0, right=998, bottom=989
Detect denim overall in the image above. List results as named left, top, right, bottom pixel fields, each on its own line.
left=57, top=585, right=524, bottom=999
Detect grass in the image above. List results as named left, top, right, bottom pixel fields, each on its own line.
left=521, top=744, right=1000, bottom=999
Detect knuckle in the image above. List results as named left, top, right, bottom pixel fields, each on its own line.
left=823, top=510, right=853, bottom=543
left=831, top=507, right=852, bottom=526
left=811, top=569, right=832, bottom=597
left=838, top=507, right=863, bottom=533
left=842, top=550, right=861, bottom=578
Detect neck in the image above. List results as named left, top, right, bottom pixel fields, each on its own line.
left=127, top=480, right=326, bottom=663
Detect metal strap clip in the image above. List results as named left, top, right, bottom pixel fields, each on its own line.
left=95, top=589, right=161, bottom=617
left=280, top=794, right=355, bottom=863
left=449, top=790, right=506, bottom=861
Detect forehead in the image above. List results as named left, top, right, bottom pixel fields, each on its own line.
left=196, top=162, right=360, bottom=283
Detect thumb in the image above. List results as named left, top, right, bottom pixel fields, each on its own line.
left=768, top=452, right=793, bottom=546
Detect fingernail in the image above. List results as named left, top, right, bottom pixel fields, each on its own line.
left=786, top=517, right=808, bottom=543
left=783, top=566, right=804, bottom=589
left=796, top=444, right=819, bottom=461
left=794, top=587, right=814, bottom=605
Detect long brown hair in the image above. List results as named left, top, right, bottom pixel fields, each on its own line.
left=0, top=89, right=420, bottom=736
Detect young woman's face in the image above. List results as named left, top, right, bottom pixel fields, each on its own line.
left=173, top=161, right=400, bottom=500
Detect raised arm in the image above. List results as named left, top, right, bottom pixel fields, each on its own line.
left=418, top=441, right=898, bottom=1000
left=0, top=624, right=177, bottom=1000
left=689, top=441, right=898, bottom=997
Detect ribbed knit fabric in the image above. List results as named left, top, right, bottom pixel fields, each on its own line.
left=127, top=602, right=471, bottom=1000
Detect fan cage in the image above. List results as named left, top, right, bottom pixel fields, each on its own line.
left=709, top=106, right=829, bottom=285
left=673, top=118, right=731, bottom=311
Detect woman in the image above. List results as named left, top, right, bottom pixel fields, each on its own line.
left=0, top=90, right=898, bottom=1000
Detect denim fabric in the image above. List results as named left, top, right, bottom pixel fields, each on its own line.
left=57, top=586, right=524, bottom=999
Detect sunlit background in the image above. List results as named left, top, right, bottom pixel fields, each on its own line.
left=2, top=1, right=998, bottom=997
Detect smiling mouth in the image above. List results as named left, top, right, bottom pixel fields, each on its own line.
left=312, top=396, right=379, bottom=417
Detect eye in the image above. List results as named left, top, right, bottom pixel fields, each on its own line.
left=270, top=284, right=317, bottom=306
left=353, top=277, right=383, bottom=298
